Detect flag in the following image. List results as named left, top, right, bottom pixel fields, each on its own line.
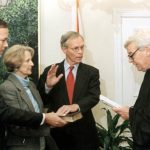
left=71, top=0, right=83, bottom=34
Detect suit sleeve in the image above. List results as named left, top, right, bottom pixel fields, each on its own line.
left=37, top=66, right=51, bottom=106
left=128, top=70, right=150, bottom=146
left=0, top=97, right=42, bottom=128
left=129, top=105, right=150, bottom=145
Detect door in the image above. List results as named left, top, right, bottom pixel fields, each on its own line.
left=114, top=10, right=150, bottom=106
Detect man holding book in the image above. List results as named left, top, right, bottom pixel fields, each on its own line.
left=38, top=31, right=101, bottom=150
left=114, top=29, right=150, bottom=150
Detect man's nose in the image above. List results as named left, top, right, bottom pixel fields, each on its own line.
left=4, top=40, right=8, bottom=48
left=129, top=59, right=134, bottom=63
left=31, top=61, right=34, bottom=66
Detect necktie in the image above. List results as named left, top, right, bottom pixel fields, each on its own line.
left=66, top=66, right=75, bottom=104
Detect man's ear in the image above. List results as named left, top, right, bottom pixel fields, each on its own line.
left=62, top=47, right=67, bottom=54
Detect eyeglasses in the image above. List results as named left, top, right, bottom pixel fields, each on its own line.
left=128, top=48, right=140, bottom=60
left=67, top=45, right=85, bottom=52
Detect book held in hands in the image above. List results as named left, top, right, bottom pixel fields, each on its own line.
left=60, top=111, right=83, bottom=122
left=100, top=95, right=121, bottom=108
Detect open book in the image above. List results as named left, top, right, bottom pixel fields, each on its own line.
left=60, top=111, right=83, bottom=122
left=100, top=95, right=121, bottom=108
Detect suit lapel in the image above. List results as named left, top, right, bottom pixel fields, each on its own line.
left=57, top=62, right=86, bottom=104
left=8, top=74, right=36, bottom=111
left=56, top=61, right=70, bottom=104
left=29, top=82, right=43, bottom=112
left=73, top=63, right=86, bottom=102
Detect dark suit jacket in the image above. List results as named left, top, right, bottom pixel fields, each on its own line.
left=0, top=99, right=42, bottom=150
left=38, top=61, right=101, bottom=149
left=129, top=69, right=150, bottom=149
left=0, top=74, right=50, bottom=150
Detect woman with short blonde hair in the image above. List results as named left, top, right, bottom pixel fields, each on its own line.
left=0, top=44, right=49, bottom=150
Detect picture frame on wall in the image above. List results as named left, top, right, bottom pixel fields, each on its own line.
left=0, top=0, right=39, bottom=83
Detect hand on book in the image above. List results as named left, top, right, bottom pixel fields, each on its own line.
left=59, top=111, right=82, bottom=122
left=56, top=104, right=80, bottom=116
left=56, top=104, right=82, bottom=122
left=45, top=112, right=68, bottom=127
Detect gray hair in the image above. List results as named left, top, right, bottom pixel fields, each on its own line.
left=124, top=29, right=150, bottom=50
left=60, top=31, right=84, bottom=48
left=4, top=44, right=34, bottom=72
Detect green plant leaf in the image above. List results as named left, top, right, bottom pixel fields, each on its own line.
left=107, top=109, right=113, bottom=130
left=97, top=108, right=133, bottom=149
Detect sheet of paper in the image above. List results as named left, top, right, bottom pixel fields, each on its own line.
left=100, top=95, right=121, bottom=108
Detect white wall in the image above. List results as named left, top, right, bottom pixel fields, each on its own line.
left=39, top=0, right=150, bottom=121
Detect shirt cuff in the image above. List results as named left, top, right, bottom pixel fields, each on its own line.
left=45, top=83, right=52, bottom=94
left=40, top=113, right=45, bottom=125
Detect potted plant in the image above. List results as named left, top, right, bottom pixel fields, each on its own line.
left=96, top=108, right=133, bottom=150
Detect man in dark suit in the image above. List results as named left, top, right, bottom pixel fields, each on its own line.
left=38, top=31, right=101, bottom=150
left=0, top=98, right=65, bottom=150
left=0, top=18, right=67, bottom=150
left=113, top=30, right=150, bottom=149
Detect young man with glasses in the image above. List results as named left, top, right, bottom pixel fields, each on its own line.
left=114, top=30, right=150, bottom=149
left=0, top=18, right=67, bottom=150
left=38, top=31, right=101, bottom=150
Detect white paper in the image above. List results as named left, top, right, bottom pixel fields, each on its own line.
left=100, top=95, right=121, bottom=108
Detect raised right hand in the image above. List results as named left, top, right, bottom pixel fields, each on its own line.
left=46, top=64, right=63, bottom=88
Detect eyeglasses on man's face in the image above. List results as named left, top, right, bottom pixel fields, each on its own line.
left=67, top=45, right=85, bottom=52
left=128, top=48, right=140, bottom=61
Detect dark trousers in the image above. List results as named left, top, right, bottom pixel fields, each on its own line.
left=51, top=128, right=99, bottom=150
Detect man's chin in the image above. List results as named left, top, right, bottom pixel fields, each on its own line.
left=76, top=59, right=82, bottom=63
left=137, top=67, right=146, bottom=72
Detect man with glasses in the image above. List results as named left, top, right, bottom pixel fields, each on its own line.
left=38, top=31, right=101, bottom=150
left=128, top=48, right=140, bottom=61
left=0, top=18, right=67, bottom=150
left=114, top=30, right=150, bottom=149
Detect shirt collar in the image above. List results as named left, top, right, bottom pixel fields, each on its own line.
left=64, top=59, right=79, bottom=72
left=13, top=73, right=29, bottom=87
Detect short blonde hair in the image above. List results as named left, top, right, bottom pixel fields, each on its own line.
left=4, top=44, right=34, bottom=72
